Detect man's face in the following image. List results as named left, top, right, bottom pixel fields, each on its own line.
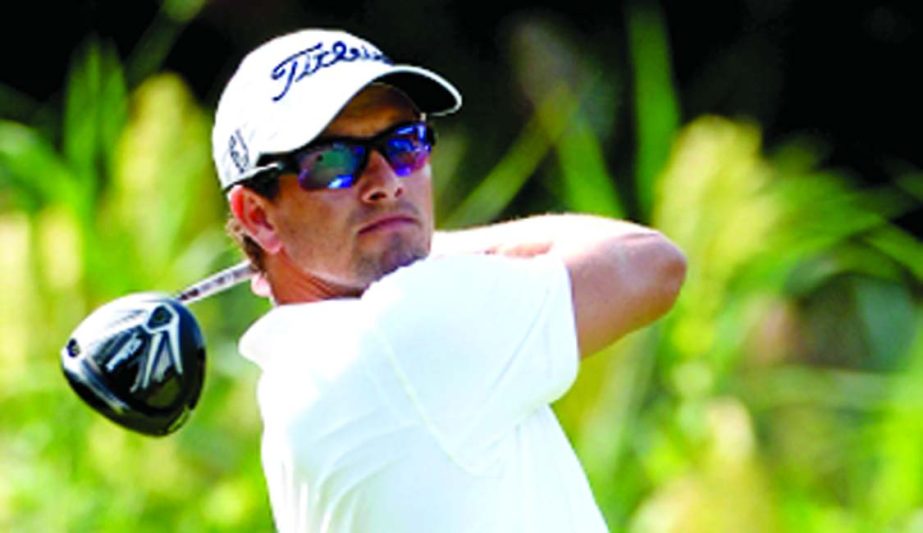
left=262, top=85, right=435, bottom=291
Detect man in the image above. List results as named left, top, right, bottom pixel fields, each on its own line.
left=212, top=28, right=686, bottom=532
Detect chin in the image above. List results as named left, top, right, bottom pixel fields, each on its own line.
left=356, top=236, right=428, bottom=283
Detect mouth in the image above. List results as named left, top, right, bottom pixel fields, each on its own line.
left=357, top=214, right=419, bottom=235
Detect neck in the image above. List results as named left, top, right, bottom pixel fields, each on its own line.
left=263, top=253, right=362, bottom=304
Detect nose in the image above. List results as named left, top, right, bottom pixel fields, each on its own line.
left=359, top=150, right=404, bottom=203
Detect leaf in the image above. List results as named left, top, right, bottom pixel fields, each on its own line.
left=62, top=39, right=128, bottom=205
left=556, top=110, right=625, bottom=217
left=864, top=225, right=923, bottom=282
left=63, top=38, right=102, bottom=188
left=0, top=121, right=79, bottom=212
left=627, top=0, right=680, bottom=221
left=106, top=73, right=220, bottom=287
left=98, top=45, right=129, bottom=181
left=442, top=85, right=579, bottom=228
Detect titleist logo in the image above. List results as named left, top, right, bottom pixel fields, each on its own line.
left=270, top=40, right=392, bottom=102
left=229, top=129, right=250, bottom=174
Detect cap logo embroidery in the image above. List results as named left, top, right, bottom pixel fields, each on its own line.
left=229, top=130, right=250, bottom=173
left=270, top=40, right=392, bottom=102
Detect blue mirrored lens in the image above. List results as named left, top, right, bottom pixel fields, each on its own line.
left=295, top=144, right=365, bottom=190
left=384, top=124, right=431, bottom=176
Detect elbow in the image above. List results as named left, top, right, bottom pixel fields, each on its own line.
left=625, top=231, right=686, bottom=323
left=569, top=228, right=687, bottom=354
left=653, top=237, right=687, bottom=316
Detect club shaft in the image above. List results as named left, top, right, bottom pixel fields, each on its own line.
left=175, top=261, right=254, bottom=304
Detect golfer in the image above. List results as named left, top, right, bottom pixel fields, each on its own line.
left=211, top=28, right=686, bottom=532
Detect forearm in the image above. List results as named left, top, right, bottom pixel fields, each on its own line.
left=432, top=213, right=659, bottom=259
left=433, top=213, right=686, bottom=355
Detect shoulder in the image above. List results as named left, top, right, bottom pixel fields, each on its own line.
left=360, top=254, right=573, bottom=347
left=363, top=253, right=569, bottom=306
left=238, top=299, right=359, bottom=367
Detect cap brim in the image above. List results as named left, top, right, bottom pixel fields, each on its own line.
left=378, top=65, right=462, bottom=117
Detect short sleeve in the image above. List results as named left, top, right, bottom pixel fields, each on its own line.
left=359, top=254, right=579, bottom=460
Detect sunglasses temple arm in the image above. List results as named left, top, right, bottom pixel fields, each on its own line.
left=222, top=162, right=286, bottom=193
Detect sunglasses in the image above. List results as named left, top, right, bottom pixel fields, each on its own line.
left=248, top=121, right=435, bottom=191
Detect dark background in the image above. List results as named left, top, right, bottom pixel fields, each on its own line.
left=3, top=0, right=920, bottom=225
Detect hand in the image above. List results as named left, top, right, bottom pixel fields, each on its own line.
left=431, top=227, right=552, bottom=258
left=251, top=272, right=273, bottom=299
left=483, top=241, right=553, bottom=258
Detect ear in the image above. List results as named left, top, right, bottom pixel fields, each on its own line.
left=228, top=185, right=283, bottom=255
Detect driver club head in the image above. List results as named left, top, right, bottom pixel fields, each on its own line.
left=61, top=293, right=206, bottom=436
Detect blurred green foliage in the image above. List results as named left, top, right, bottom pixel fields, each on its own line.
left=2, top=3, right=922, bottom=532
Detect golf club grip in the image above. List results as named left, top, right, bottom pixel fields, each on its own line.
left=175, top=261, right=255, bottom=304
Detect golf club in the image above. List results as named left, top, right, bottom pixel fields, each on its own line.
left=61, top=261, right=255, bottom=436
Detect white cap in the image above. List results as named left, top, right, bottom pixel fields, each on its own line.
left=211, top=28, right=462, bottom=190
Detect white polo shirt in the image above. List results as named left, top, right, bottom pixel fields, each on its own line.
left=239, top=254, right=608, bottom=532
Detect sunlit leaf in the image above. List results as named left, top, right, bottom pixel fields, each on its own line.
left=868, top=319, right=923, bottom=526
left=104, top=73, right=221, bottom=290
